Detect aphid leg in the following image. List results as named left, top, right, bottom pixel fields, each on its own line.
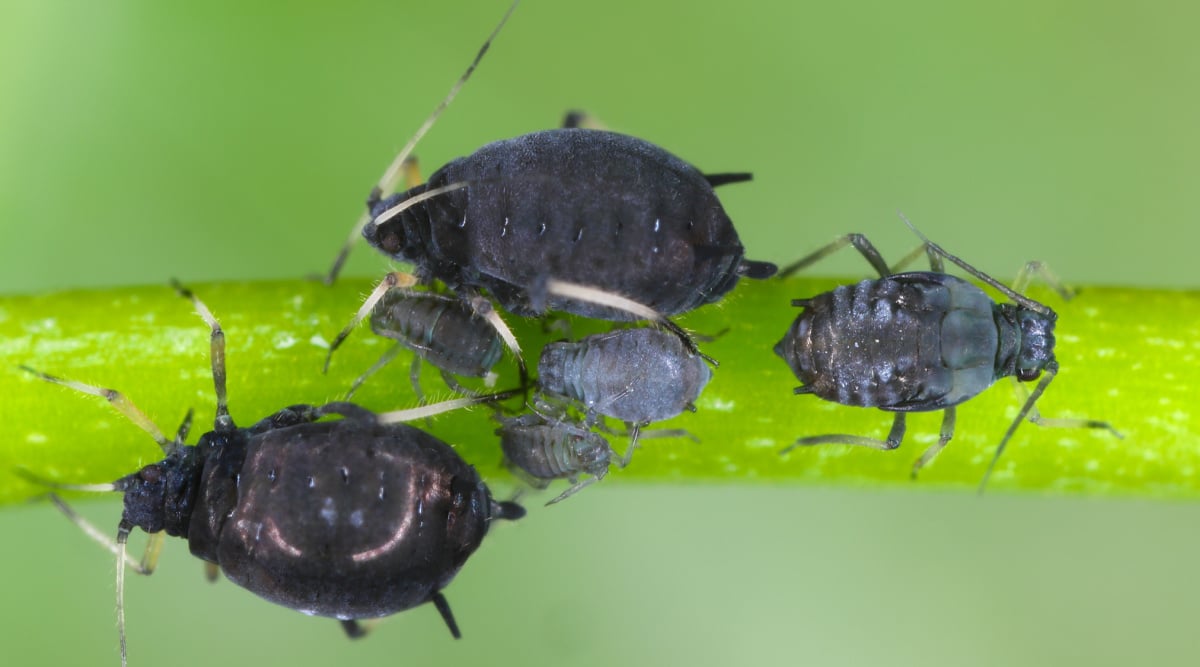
left=777, top=233, right=891, bottom=279
left=690, top=327, right=730, bottom=344
left=638, top=428, right=701, bottom=443
left=324, top=271, right=419, bottom=373
left=886, top=243, right=934, bottom=273
left=440, top=369, right=488, bottom=397
left=979, top=364, right=1060, bottom=493
left=465, top=293, right=528, bottom=386
left=410, top=356, right=428, bottom=403
left=1011, top=260, right=1076, bottom=301
left=375, top=388, right=522, bottom=424
left=245, top=404, right=326, bottom=434
left=339, top=619, right=378, bottom=639
left=911, top=407, right=956, bottom=478
left=781, top=413, right=907, bottom=455
left=171, top=280, right=234, bottom=432
left=344, top=341, right=406, bottom=400
left=543, top=279, right=716, bottom=366
left=591, top=420, right=699, bottom=445
left=18, top=366, right=173, bottom=454
left=432, top=592, right=462, bottom=639
left=619, top=423, right=642, bottom=468
left=502, top=455, right=553, bottom=492
left=400, top=156, right=423, bottom=189
left=1020, top=391, right=1122, bottom=436
left=546, top=476, right=600, bottom=506
left=321, top=0, right=521, bottom=284
left=203, top=562, right=219, bottom=583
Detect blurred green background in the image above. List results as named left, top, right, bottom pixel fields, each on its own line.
left=2, top=1, right=1198, bottom=665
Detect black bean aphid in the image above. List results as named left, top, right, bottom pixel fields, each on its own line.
left=496, top=410, right=626, bottom=505
left=363, top=128, right=778, bottom=322
left=342, top=285, right=504, bottom=401
left=323, top=0, right=773, bottom=367
left=774, top=216, right=1120, bottom=489
left=20, top=283, right=524, bottom=666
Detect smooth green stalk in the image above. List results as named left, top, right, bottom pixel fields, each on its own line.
left=0, top=278, right=1194, bottom=506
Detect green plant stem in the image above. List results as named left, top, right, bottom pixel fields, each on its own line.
left=0, top=278, right=1194, bottom=506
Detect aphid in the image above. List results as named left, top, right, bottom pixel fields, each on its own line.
left=538, top=327, right=712, bottom=428
left=495, top=410, right=627, bottom=505
left=20, top=283, right=524, bottom=666
left=774, top=216, right=1120, bottom=488
left=362, top=127, right=778, bottom=322
left=342, top=286, right=504, bottom=400
left=323, top=0, right=774, bottom=364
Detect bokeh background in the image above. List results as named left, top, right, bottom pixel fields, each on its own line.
left=2, top=1, right=1198, bottom=665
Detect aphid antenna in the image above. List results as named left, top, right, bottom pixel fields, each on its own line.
left=896, top=211, right=1055, bottom=317
left=171, top=279, right=235, bottom=432
left=17, top=462, right=160, bottom=667
left=324, top=0, right=522, bottom=284
left=324, top=271, right=420, bottom=373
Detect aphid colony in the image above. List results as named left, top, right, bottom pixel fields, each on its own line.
left=18, top=1, right=1117, bottom=665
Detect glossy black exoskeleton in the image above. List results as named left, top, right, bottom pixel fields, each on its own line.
left=21, top=283, right=524, bottom=666
left=774, top=218, right=1119, bottom=488
left=495, top=411, right=625, bottom=505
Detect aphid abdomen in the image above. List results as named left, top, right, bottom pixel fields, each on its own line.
left=213, top=418, right=491, bottom=620
left=371, top=291, right=502, bottom=377
left=777, top=278, right=939, bottom=409
left=500, top=421, right=572, bottom=480
left=419, top=130, right=754, bottom=318
left=540, top=328, right=711, bottom=423
left=498, top=414, right=611, bottom=482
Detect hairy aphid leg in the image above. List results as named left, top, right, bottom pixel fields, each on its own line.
left=19, top=366, right=172, bottom=453
left=544, top=279, right=713, bottom=365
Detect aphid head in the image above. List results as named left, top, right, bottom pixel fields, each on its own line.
left=114, top=446, right=202, bottom=538
left=363, top=192, right=419, bottom=262
left=570, top=430, right=612, bottom=477
left=1015, top=308, right=1057, bottom=382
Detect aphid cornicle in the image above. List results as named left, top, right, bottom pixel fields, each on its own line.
left=774, top=217, right=1120, bottom=488
left=21, top=283, right=524, bottom=666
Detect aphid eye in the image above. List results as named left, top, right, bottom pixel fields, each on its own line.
left=139, top=466, right=162, bottom=483
left=380, top=230, right=402, bottom=255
